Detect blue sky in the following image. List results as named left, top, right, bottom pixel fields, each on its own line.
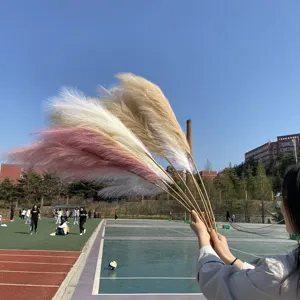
left=0, top=0, right=299, bottom=171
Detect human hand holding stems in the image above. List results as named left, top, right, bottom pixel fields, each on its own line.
left=190, top=210, right=244, bottom=268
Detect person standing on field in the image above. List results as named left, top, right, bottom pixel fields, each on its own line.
left=30, top=204, right=40, bottom=235
left=79, top=207, right=87, bottom=235
left=74, top=207, right=79, bottom=225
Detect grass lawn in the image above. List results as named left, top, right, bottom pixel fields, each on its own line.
left=0, top=218, right=101, bottom=251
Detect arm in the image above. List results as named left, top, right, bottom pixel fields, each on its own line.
left=197, top=246, right=285, bottom=300
left=190, top=211, right=284, bottom=300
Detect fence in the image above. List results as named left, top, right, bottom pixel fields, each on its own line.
left=0, top=198, right=278, bottom=224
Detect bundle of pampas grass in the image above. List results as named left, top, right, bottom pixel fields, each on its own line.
left=5, top=73, right=215, bottom=228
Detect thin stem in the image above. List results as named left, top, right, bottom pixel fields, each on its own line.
left=161, top=179, right=196, bottom=212
left=189, top=154, right=215, bottom=226
left=120, top=169, right=194, bottom=217
left=161, top=178, right=205, bottom=223
left=147, top=154, right=197, bottom=209
left=146, top=154, right=205, bottom=222
left=163, top=158, right=209, bottom=228
left=164, top=158, right=198, bottom=206
left=153, top=183, right=191, bottom=213
left=189, top=172, right=214, bottom=227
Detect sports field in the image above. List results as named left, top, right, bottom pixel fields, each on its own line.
left=0, top=217, right=101, bottom=300
left=70, top=219, right=296, bottom=300
left=0, top=218, right=297, bottom=300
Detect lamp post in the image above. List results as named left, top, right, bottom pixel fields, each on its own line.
left=292, top=139, right=298, bottom=163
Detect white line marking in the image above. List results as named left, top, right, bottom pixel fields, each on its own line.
left=229, top=247, right=262, bottom=258
left=252, top=253, right=284, bottom=256
left=101, top=277, right=194, bottom=280
left=0, top=249, right=79, bottom=253
left=0, top=270, right=67, bottom=274
left=166, top=228, right=263, bottom=259
left=106, top=225, right=189, bottom=229
left=92, top=219, right=106, bottom=295
left=165, top=228, right=191, bottom=236
left=0, top=283, right=59, bottom=287
left=0, top=261, right=72, bottom=265
left=98, top=293, right=204, bottom=296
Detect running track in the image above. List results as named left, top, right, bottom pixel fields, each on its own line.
left=0, top=249, right=80, bottom=300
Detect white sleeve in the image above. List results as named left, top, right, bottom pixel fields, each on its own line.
left=197, top=246, right=285, bottom=300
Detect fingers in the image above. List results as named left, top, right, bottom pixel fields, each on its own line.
left=191, top=210, right=201, bottom=222
left=218, top=234, right=227, bottom=242
left=210, top=229, right=218, bottom=241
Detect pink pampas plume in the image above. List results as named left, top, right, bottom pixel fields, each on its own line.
left=6, top=127, right=167, bottom=185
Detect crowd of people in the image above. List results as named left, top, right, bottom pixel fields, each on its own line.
left=16, top=206, right=92, bottom=236
left=53, top=208, right=100, bottom=224
left=51, top=207, right=89, bottom=236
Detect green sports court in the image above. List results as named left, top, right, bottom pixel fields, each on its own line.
left=69, top=218, right=296, bottom=300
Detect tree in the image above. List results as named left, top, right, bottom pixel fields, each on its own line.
left=273, top=151, right=300, bottom=178
left=41, top=172, right=69, bottom=206
left=68, top=180, right=104, bottom=200
left=17, top=169, right=44, bottom=205
left=272, top=171, right=283, bottom=194
left=255, top=161, right=272, bottom=223
left=0, top=178, right=19, bottom=206
left=245, top=166, right=256, bottom=200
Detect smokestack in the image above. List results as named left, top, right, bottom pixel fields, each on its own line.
left=186, top=119, right=192, bottom=154
left=186, top=119, right=194, bottom=196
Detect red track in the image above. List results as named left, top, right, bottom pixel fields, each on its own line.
left=0, top=249, right=80, bottom=300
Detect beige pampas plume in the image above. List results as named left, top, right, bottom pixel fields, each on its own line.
left=100, top=73, right=192, bottom=172
left=98, top=73, right=215, bottom=226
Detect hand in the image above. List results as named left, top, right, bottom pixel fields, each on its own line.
left=190, top=210, right=210, bottom=248
left=210, top=230, right=235, bottom=264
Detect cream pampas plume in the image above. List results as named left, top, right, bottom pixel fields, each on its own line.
left=47, top=88, right=170, bottom=183
left=99, top=73, right=214, bottom=225
left=100, top=74, right=192, bottom=172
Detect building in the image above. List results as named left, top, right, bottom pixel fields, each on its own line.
left=245, top=133, right=300, bottom=166
left=199, top=170, right=218, bottom=180
left=0, top=164, right=44, bottom=183
left=166, top=165, right=217, bottom=180
left=245, top=142, right=276, bottom=167
left=277, top=133, right=300, bottom=153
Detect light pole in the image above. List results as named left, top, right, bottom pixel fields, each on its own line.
left=292, top=139, right=298, bottom=163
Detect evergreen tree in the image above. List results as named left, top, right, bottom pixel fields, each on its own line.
left=254, top=161, right=273, bottom=223
left=0, top=178, right=19, bottom=206
left=254, top=161, right=272, bottom=200
left=245, top=166, right=256, bottom=200
left=272, top=171, right=283, bottom=194
left=17, top=169, right=43, bottom=205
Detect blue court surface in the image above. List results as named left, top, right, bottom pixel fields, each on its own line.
left=71, top=219, right=296, bottom=300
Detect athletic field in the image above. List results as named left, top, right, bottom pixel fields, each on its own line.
left=0, top=218, right=100, bottom=300
left=0, top=218, right=296, bottom=300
